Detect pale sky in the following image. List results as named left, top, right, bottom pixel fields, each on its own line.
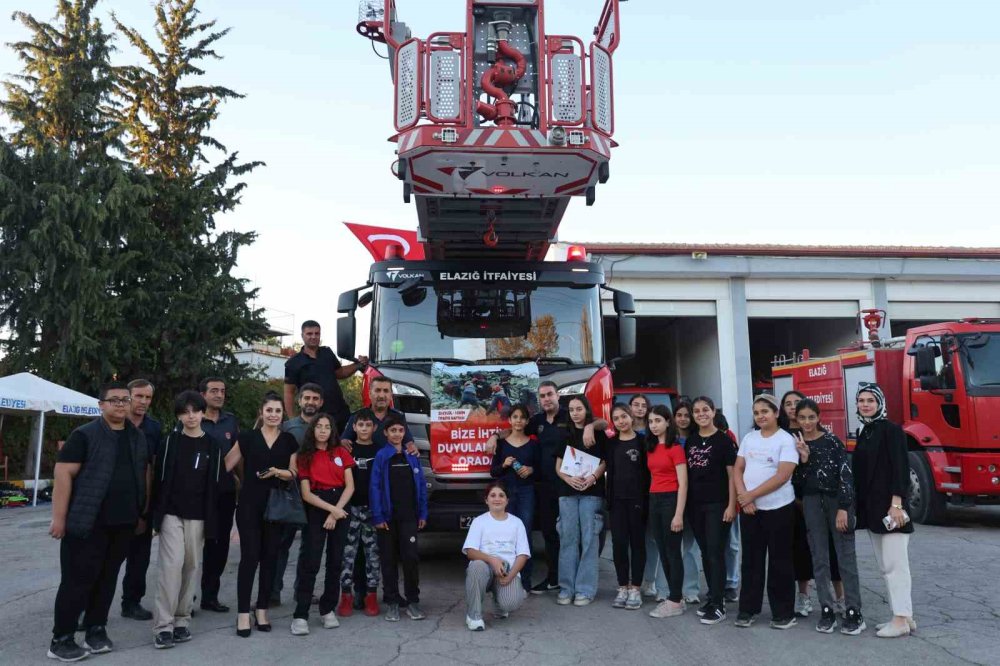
left=3, top=0, right=999, bottom=351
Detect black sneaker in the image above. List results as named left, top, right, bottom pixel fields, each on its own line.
left=696, top=602, right=712, bottom=617
left=83, top=626, right=112, bottom=654
left=530, top=580, right=560, bottom=595
left=700, top=605, right=727, bottom=625
left=47, top=635, right=88, bottom=662
left=841, top=607, right=866, bottom=636
left=724, top=588, right=739, bottom=603
left=816, top=606, right=837, bottom=633
left=121, top=603, right=153, bottom=621
left=734, top=612, right=756, bottom=627
left=770, top=616, right=797, bottom=630
left=172, top=627, right=192, bottom=643
left=153, top=632, right=174, bottom=650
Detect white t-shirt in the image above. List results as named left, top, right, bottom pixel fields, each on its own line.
left=461, top=512, right=530, bottom=569
left=737, top=429, right=798, bottom=511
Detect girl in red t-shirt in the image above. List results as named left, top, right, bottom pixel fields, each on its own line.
left=645, top=405, right=688, bottom=619
left=292, top=413, right=355, bottom=635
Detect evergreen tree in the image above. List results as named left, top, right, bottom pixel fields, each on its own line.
left=0, top=0, right=150, bottom=392
left=111, top=0, right=267, bottom=399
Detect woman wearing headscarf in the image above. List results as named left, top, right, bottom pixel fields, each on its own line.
left=852, top=383, right=915, bottom=638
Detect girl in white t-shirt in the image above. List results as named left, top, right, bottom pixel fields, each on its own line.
left=461, top=482, right=531, bottom=631
left=733, top=394, right=799, bottom=630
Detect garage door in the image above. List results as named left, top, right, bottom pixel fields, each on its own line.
left=747, top=300, right=860, bottom=318
left=890, top=302, right=1000, bottom=320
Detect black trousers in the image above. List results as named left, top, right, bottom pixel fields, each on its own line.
left=377, top=518, right=419, bottom=605
left=52, top=525, right=133, bottom=637
left=688, top=501, right=730, bottom=607
left=235, top=504, right=281, bottom=614
left=353, top=543, right=367, bottom=598
left=273, top=524, right=301, bottom=596
left=536, top=481, right=560, bottom=585
left=201, top=491, right=236, bottom=603
left=121, top=523, right=152, bottom=606
left=739, top=503, right=795, bottom=619
left=648, top=492, right=684, bottom=603
left=295, top=490, right=347, bottom=619
left=610, top=499, right=646, bottom=587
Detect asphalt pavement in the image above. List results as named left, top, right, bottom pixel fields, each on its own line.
left=1, top=504, right=998, bottom=665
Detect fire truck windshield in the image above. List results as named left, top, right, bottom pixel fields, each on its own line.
left=962, top=333, right=1000, bottom=387
left=374, top=284, right=602, bottom=365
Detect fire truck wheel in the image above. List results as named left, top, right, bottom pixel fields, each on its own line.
left=907, top=450, right=947, bottom=525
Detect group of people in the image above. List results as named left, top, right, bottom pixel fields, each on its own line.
left=44, top=319, right=916, bottom=662
left=473, top=384, right=915, bottom=639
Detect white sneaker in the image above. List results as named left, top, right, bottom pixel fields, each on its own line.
left=795, top=593, right=812, bottom=617
left=466, top=615, right=485, bottom=631
left=876, top=621, right=911, bottom=638
left=640, top=582, right=657, bottom=598
left=573, top=594, right=593, bottom=607
left=290, top=618, right=309, bottom=636
left=877, top=618, right=916, bottom=632
left=625, top=588, right=642, bottom=610
left=648, top=600, right=684, bottom=618
left=612, top=587, right=628, bottom=609
left=684, top=595, right=701, bottom=605
left=321, top=611, right=339, bottom=629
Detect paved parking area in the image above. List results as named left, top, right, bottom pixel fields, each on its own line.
left=1, top=504, right=998, bottom=665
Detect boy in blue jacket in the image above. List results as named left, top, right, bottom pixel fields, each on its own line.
left=370, top=413, right=428, bottom=622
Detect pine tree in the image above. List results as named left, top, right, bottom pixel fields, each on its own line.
left=111, top=0, right=267, bottom=398
left=0, top=0, right=150, bottom=392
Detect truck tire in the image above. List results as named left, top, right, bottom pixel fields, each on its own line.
left=907, top=450, right=947, bottom=525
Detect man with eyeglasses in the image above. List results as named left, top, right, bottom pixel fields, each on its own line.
left=47, top=382, right=152, bottom=662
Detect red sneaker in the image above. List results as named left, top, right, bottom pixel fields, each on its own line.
left=363, top=592, right=379, bottom=617
left=336, top=593, right=354, bottom=617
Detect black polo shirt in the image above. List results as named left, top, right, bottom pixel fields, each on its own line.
left=527, top=408, right=570, bottom=483
left=284, top=346, right=349, bottom=422
left=202, top=411, right=239, bottom=494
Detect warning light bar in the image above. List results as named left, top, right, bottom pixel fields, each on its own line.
left=566, top=245, right=587, bottom=262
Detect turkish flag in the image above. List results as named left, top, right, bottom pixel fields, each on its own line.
left=344, top=222, right=425, bottom=261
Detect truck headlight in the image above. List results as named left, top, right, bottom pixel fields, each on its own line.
left=557, top=382, right=586, bottom=397
left=392, top=383, right=426, bottom=398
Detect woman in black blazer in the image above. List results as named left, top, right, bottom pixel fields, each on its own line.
left=851, top=383, right=915, bottom=638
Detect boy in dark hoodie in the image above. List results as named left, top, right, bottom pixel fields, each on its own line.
left=370, top=414, right=428, bottom=622
left=151, top=391, right=222, bottom=649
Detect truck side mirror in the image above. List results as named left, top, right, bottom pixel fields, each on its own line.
left=337, top=315, right=357, bottom=361
left=613, top=291, right=635, bottom=314
left=610, top=314, right=636, bottom=365
left=337, top=290, right=359, bottom=314
left=911, top=345, right=938, bottom=379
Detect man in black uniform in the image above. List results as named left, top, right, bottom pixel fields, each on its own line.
left=198, top=377, right=239, bottom=613
left=283, top=320, right=368, bottom=433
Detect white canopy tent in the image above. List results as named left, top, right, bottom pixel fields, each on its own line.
left=0, top=373, right=100, bottom=505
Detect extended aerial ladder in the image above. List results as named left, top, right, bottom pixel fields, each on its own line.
left=356, top=0, right=622, bottom=259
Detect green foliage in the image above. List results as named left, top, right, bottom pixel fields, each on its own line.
left=0, top=0, right=267, bottom=409
left=341, top=374, right=364, bottom=413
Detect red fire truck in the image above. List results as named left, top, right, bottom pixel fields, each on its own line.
left=339, top=0, right=634, bottom=530
left=773, top=316, right=1000, bottom=524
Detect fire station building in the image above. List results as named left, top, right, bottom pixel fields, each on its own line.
left=585, top=244, right=1000, bottom=436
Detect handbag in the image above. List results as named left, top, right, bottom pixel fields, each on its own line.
left=264, top=479, right=307, bottom=525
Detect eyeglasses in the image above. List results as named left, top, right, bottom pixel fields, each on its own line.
left=101, top=397, right=132, bottom=406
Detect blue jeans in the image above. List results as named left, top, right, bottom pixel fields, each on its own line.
left=557, top=495, right=602, bottom=599
left=682, top=525, right=702, bottom=599
left=507, top=485, right=535, bottom=590
left=726, top=514, right=741, bottom=590
left=642, top=523, right=668, bottom=594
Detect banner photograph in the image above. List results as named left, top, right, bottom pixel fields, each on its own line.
left=429, top=362, right=540, bottom=474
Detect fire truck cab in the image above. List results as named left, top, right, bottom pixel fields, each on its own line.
left=773, top=318, right=1000, bottom=524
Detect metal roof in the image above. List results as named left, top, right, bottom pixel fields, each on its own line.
left=580, top=243, right=1000, bottom=260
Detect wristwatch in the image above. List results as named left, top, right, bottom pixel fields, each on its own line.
left=891, top=503, right=903, bottom=510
